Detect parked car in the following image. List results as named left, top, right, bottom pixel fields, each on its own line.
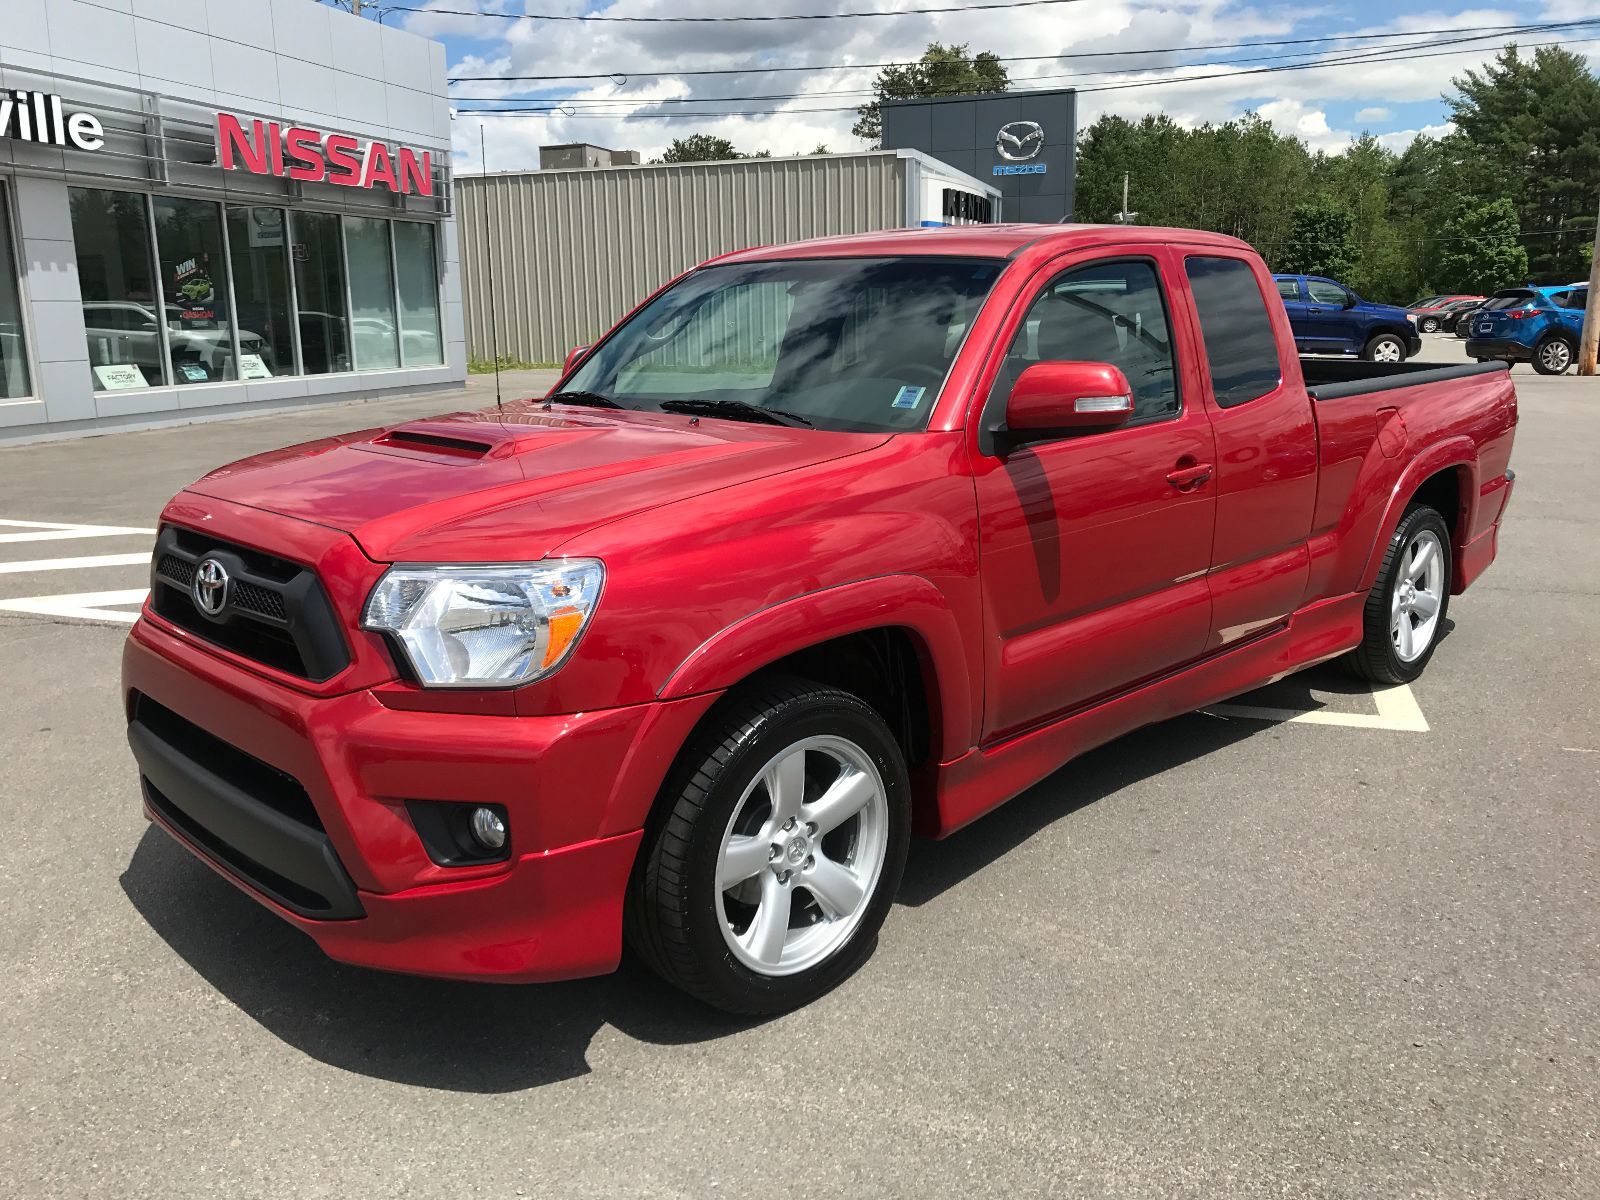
left=124, top=225, right=1518, bottom=1014
left=1465, top=285, right=1588, bottom=374
left=1274, top=274, right=1422, bottom=361
left=1439, top=297, right=1486, bottom=334
left=81, top=301, right=269, bottom=384
left=1407, top=294, right=1483, bottom=333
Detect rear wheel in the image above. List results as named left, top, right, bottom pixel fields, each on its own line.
left=1363, top=332, right=1407, bottom=363
left=1531, top=334, right=1575, bottom=376
left=626, top=677, right=910, bottom=1015
left=1342, top=504, right=1452, bottom=684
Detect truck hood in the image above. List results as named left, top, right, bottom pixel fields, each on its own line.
left=187, top=401, right=888, bottom=563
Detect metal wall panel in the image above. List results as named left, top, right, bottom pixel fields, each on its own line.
left=456, top=152, right=909, bottom=365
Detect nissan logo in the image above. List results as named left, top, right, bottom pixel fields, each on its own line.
left=996, top=120, right=1045, bottom=162
left=193, top=557, right=230, bottom=617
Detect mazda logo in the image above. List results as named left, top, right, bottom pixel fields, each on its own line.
left=193, top=557, right=230, bottom=617
left=996, top=120, right=1045, bottom=162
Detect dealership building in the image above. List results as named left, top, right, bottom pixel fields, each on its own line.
left=0, top=0, right=463, bottom=442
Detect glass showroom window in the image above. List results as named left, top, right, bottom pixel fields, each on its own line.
left=345, top=216, right=401, bottom=370
left=226, top=207, right=295, bottom=378
left=0, top=184, right=30, bottom=399
left=152, top=196, right=237, bottom=384
left=70, top=188, right=165, bottom=390
left=394, top=220, right=444, bottom=366
left=291, top=210, right=351, bottom=374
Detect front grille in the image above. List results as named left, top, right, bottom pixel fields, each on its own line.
left=129, top=691, right=362, bottom=920
left=133, top=693, right=322, bottom=829
left=149, top=527, right=349, bottom=682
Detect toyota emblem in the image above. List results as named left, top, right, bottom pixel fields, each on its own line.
left=193, top=557, right=230, bottom=616
left=996, top=120, right=1045, bottom=162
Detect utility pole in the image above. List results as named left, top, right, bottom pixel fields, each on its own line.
left=1114, top=173, right=1138, bottom=225
left=1580, top=187, right=1600, bottom=376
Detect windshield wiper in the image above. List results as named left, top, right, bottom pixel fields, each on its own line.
left=546, top=390, right=623, bottom=409
left=657, top=398, right=813, bottom=428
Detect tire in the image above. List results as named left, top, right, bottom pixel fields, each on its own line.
left=626, top=676, right=911, bottom=1015
left=1531, top=334, right=1576, bottom=376
left=1363, top=332, right=1408, bottom=363
left=1419, top=316, right=1440, bottom=333
left=1342, top=504, right=1452, bottom=684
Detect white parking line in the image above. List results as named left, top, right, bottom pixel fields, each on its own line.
left=0, top=519, right=156, bottom=544
left=1205, top=682, right=1429, bottom=732
left=0, top=552, right=152, bottom=574
left=0, top=588, right=149, bottom=624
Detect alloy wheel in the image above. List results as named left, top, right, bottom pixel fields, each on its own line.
left=716, top=735, right=889, bottom=977
left=1391, top=528, right=1445, bottom=663
left=1540, top=340, right=1572, bottom=374
left=1373, top=339, right=1403, bottom=363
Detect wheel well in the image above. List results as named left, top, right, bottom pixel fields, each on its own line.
left=746, top=628, right=936, bottom=772
left=1411, top=467, right=1466, bottom=553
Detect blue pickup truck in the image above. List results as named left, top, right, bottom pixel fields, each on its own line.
left=1273, top=274, right=1422, bottom=361
left=1465, top=284, right=1588, bottom=375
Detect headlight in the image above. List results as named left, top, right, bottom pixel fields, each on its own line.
left=362, top=560, right=604, bottom=688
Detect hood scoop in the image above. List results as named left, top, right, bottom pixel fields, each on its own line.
left=372, top=429, right=494, bottom=459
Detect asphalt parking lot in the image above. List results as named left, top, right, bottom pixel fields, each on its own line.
left=2, top=340, right=1596, bottom=1199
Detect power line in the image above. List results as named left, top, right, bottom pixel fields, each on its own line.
left=452, top=21, right=1591, bottom=107
left=446, top=20, right=1598, bottom=83
left=456, top=32, right=1589, bottom=118
left=391, top=0, right=1090, bottom=23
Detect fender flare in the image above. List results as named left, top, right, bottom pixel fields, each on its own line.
left=1358, top=436, right=1478, bottom=592
left=657, top=574, right=977, bottom=759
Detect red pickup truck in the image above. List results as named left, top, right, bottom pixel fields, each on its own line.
left=123, top=225, right=1517, bottom=1014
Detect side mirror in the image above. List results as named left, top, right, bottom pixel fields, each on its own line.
left=563, top=345, right=590, bottom=375
left=1341, top=293, right=1358, bottom=309
left=992, top=361, right=1134, bottom=452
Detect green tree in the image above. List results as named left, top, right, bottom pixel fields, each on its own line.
left=853, top=43, right=1008, bottom=147
left=1447, top=45, right=1600, bottom=280
left=658, top=134, right=741, bottom=163
left=1274, top=199, right=1358, bottom=280
left=1433, top=198, right=1530, bottom=293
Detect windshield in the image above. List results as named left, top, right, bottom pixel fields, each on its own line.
left=564, top=257, right=1004, bottom=433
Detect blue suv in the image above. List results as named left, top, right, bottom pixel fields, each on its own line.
left=1273, top=275, right=1422, bottom=361
left=1465, top=285, right=1588, bottom=375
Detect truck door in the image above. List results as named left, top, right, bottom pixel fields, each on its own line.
left=972, top=251, right=1217, bottom=741
left=1303, top=278, right=1362, bottom=353
left=1275, top=276, right=1311, bottom=352
left=1179, top=254, right=1318, bottom=649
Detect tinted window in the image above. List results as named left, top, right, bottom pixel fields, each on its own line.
left=568, top=257, right=1002, bottom=434
left=1276, top=278, right=1299, bottom=299
left=1483, top=290, right=1538, bottom=312
left=989, top=259, right=1179, bottom=424
left=1306, top=280, right=1349, bottom=305
left=1185, top=256, right=1282, bottom=409
left=1551, top=288, right=1587, bottom=310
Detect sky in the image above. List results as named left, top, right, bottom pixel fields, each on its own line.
left=377, top=0, right=1600, bottom=173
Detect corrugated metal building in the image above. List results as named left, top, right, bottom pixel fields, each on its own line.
left=457, top=149, right=1000, bottom=365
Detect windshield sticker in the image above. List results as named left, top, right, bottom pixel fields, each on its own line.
left=892, top=386, right=926, bottom=410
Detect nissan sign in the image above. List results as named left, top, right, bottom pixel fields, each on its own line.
left=216, top=113, right=434, bottom=196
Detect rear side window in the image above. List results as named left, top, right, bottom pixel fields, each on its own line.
left=1276, top=278, right=1299, bottom=299
left=1185, top=256, right=1283, bottom=409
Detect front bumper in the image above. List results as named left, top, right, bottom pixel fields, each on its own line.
left=123, top=614, right=717, bottom=983
left=1465, top=337, right=1532, bottom=362
left=1405, top=330, right=1423, bottom=356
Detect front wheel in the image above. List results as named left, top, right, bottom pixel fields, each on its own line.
left=1419, top=316, right=1440, bottom=333
left=1531, top=334, right=1575, bottom=376
left=1342, top=504, right=1452, bottom=684
left=1363, top=333, right=1408, bottom=363
left=627, top=678, right=910, bottom=1015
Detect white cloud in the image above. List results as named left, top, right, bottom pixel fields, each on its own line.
left=410, top=0, right=1600, bottom=172
left=1375, top=121, right=1456, bottom=151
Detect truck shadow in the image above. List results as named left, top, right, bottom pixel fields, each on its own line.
left=118, top=664, right=1381, bottom=1093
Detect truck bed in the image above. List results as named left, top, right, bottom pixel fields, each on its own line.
left=1300, top=357, right=1508, bottom=400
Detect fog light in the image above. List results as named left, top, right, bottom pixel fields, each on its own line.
left=469, top=806, right=507, bottom=850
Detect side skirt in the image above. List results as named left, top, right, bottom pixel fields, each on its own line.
left=923, top=591, right=1367, bottom=838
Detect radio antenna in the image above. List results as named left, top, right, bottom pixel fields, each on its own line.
left=479, top=123, right=502, bottom=415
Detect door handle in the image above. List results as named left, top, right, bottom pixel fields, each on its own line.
left=1166, top=461, right=1213, bottom=489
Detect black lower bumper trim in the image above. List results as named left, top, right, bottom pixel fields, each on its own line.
left=1465, top=338, right=1531, bottom=361
left=129, top=721, right=363, bottom=920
